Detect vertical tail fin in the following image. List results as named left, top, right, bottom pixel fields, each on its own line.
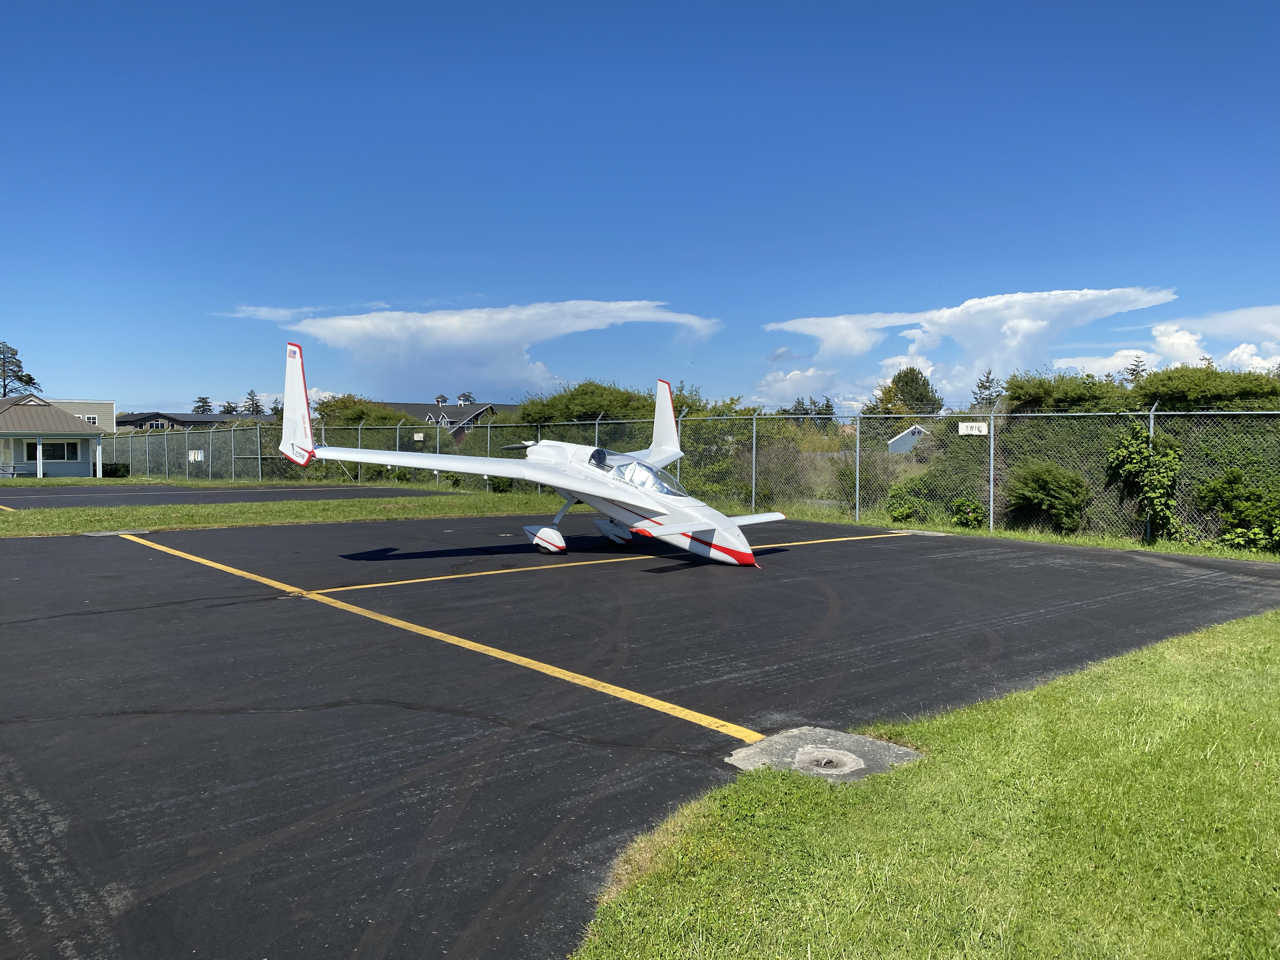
left=279, top=342, right=315, bottom=465
left=640, top=379, right=682, bottom=468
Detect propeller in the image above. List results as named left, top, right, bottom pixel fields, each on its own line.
left=500, top=441, right=536, bottom=450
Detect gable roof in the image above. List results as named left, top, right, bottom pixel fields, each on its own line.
left=0, top=395, right=106, bottom=435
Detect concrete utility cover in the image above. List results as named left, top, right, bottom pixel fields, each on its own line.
left=725, top=726, right=920, bottom=782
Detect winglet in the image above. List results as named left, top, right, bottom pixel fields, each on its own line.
left=646, top=379, right=682, bottom=467
left=279, top=342, right=315, bottom=465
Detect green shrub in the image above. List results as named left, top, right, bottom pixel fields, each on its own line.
left=1195, top=469, right=1280, bottom=552
left=885, top=485, right=929, bottom=522
left=1104, top=422, right=1183, bottom=541
left=949, top=496, right=987, bottom=528
left=441, top=472, right=464, bottom=489
left=1005, top=460, right=1091, bottom=533
left=489, top=476, right=513, bottom=493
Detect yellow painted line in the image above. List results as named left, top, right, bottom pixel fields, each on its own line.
left=317, top=554, right=648, bottom=594
left=119, top=534, right=308, bottom=594
left=119, top=534, right=764, bottom=744
left=755, top=532, right=912, bottom=549
left=0, top=504, right=15, bottom=512
left=317, top=531, right=911, bottom=594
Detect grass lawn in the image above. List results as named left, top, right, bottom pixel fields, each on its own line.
left=575, top=611, right=1280, bottom=959
left=0, top=490, right=591, bottom=537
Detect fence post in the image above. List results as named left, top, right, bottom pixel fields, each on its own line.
left=164, top=430, right=169, bottom=479
left=751, top=414, right=757, bottom=512
left=988, top=411, right=995, bottom=532
left=486, top=420, right=491, bottom=493
left=145, top=431, right=150, bottom=478
left=230, top=424, right=236, bottom=482
left=357, top=420, right=363, bottom=484
left=396, top=419, right=402, bottom=452
left=185, top=427, right=190, bottom=480
left=257, top=423, right=263, bottom=481
left=1146, top=402, right=1159, bottom=543
left=855, top=412, right=861, bottom=521
left=595, top=412, right=603, bottom=448
left=537, top=424, right=541, bottom=495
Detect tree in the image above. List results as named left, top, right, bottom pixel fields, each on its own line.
left=192, top=397, right=213, bottom=414
left=970, top=368, right=1003, bottom=410
left=219, top=400, right=240, bottom=415
left=1122, top=356, right=1148, bottom=385
left=776, top=395, right=835, bottom=424
left=270, top=396, right=283, bottom=419
left=864, top=367, right=943, bottom=414
left=243, top=389, right=265, bottom=415
left=0, top=341, right=41, bottom=397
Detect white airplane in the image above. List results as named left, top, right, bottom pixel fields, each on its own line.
left=278, top=342, right=785, bottom=566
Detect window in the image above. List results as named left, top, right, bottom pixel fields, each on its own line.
left=149, top=420, right=164, bottom=430
left=26, top=442, right=77, bottom=461
left=84, top=415, right=98, bottom=425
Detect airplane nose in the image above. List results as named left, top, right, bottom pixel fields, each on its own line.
left=716, top=525, right=757, bottom=566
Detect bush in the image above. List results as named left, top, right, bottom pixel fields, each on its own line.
left=1195, top=469, right=1280, bottom=552
left=950, top=496, right=987, bottom=528
left=489, top=476, right=513, bottom=493
left=1005, top=460, right=1091, bottom=533
left=1104, top=423, right=1183, bottom=541
left=441, top=472, right=464, bottom=489
left=101, top=462, right=129, bottom=478
left=885, top=485, right=929, bottom=522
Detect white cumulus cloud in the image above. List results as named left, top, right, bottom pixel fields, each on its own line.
left=276, top=300, right=721, bottom=388
left=766, top=287, right=1177, bottom=398
left=1052, top=348, right=1160, bottom=376
left=1151, top=323, right=1207, bottom=366
left=752, top=367, right=839, bottom=405
left=1220, top=342, right=1280, bottom=373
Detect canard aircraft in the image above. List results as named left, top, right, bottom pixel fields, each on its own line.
left=278, top=343, right=784, bottom=566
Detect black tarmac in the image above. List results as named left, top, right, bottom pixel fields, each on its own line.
left=0, top=483, right=450, bottom=509
left=3, top=516, right=1280, bottom=960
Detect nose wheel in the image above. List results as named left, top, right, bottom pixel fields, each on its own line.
left=522, top=497, right=576, bottom=554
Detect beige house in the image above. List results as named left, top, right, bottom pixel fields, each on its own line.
left=46, top=397, right=116, bottom=431
left=0, top=395, right=107, bottom=478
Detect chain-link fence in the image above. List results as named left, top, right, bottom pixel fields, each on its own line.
left=102, top=410, right=1280, bottom=540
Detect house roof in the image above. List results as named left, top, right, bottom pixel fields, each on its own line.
left=0, top=395, right=106, bottom=435
left=115, top=412, right=277, bottom=426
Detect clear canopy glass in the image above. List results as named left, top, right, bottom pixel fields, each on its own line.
left=590, top=448, right=689, bottom=497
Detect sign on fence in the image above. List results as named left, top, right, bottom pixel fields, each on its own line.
left=959, top=422, right=989, bottom=436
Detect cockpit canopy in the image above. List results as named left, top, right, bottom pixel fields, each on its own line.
left=589, top=448, right=689, bottom=497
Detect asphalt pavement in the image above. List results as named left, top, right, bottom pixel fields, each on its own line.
left=0, top=483, right=450, bottom=509
left=3, top=516, right=1279, bottom=959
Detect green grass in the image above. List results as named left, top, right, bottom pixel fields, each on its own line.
left=0, top=490, right=591, bottom=537
left=575, top=611, right=1280, bottom=959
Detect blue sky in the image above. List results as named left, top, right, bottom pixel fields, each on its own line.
left=2, top=1, right=1276, bottom=412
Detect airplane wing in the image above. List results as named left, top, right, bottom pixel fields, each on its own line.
left=727, top=512, right=786, bottom=525
left=312, top=445, right=669, bottom=517
left=629, top=520, right=715, bottom=537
